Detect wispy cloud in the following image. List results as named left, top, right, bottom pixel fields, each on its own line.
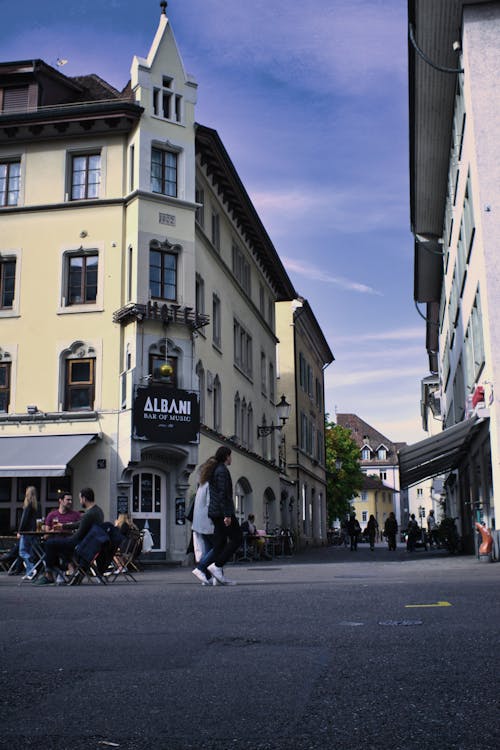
left=334, top=327, right=424, bottom=343
left=282, top=257, right=381, bottom=295
left=326, top=365, right=424, bottom=388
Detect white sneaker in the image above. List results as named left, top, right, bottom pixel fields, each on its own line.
left=192, top=568, right=209, bottom=585
left=55, top=573, right=67, bottom=586
left=207, top=563, right=225, bottom=583
left=207, top=563, right=237, bottom=585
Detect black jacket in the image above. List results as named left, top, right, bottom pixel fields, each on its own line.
left=208, top=462, right=234, bottom=518
left=19, top=504, right=37, bottom=533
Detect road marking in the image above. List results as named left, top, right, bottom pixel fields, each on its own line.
left=405, top=601, right=452, bottom=608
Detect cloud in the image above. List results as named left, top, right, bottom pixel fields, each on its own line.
left=250, top=183, right=408, bottom=237
left=282, top=257, right=381, bottom=295
left=325, top=365, right=424, bottom=388
left=184, top=0, right=406, bottom=97
left=334, top=327, right=424, bottom=343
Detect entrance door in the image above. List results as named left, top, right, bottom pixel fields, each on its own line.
left=132, top=471, right=166, bottom=551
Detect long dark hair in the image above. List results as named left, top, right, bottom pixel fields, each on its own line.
left=214, top=446, right=231, bottom=464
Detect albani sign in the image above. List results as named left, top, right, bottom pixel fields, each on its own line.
left=133, top=387, right=200, bottom=443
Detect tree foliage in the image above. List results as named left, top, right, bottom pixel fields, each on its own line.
left=325, top=418, right=364, bottom=525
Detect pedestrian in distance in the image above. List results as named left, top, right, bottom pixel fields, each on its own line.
left=406, top=513, right=420, bottom=552
left=367, top=514, right=378, bottom=551
left=206, top=447, right=242, bottom=585
left=347, top=513, right=361, bottom=551
left=427, top=509, right=438, bottom=547
left=384, top=511, right=398, bottom=551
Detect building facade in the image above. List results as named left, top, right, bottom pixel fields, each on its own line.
left=336, top=413, right=406, bottom=526
left=351, top=475, right=395, bottom=532
left=276, top=298, right=334, bottom=545
left=401, top=0, right=500, bottom=554
left=0, top=8, right=311, bottom=559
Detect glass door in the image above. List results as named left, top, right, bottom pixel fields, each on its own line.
left=132, top=471, right=166, bottom=551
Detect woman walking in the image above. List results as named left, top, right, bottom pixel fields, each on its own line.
left=207, top=447, right=242, bottom=585
left=18, top=486, right=38, bottom=579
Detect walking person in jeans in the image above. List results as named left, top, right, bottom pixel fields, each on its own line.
left=207, top=447, right=242, bottom=585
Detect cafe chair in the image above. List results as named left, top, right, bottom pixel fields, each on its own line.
left=67, top=523, right=113, bottom=586
left=106, top=528, right=142, bottom=583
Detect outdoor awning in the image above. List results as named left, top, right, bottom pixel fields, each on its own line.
left=0, top=434, right=98, bottom=477
left=398, top=417, right=487, bottom=488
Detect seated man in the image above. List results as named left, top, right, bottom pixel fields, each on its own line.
left=44, top=491, right=82, bottom=532
left=34, top=487, right=104, bottom=586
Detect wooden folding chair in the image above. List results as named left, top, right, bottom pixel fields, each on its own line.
left=106, top=529, right=142, bottom=583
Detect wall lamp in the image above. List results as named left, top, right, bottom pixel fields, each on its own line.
left=257, top=394, right=291, bottom=438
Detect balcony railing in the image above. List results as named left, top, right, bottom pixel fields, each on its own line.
left=113, top=301, right=210, bottom=331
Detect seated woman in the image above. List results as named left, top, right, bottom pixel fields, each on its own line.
left=112, top=513, right=140, bottom=574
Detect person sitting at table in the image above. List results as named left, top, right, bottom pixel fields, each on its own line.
left=34, top=487, right=104, bottom=586
left=240, top=513, right=271, bottom=561
left=112, top=512, right=140, bottom=574
left=18, top=486, right=38, bottom=580
left=44, top=491, right=82, bottom=532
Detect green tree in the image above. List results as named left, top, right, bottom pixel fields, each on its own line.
left=325, top=418, right=364, bottom=526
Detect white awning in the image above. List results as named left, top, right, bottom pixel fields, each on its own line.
left=398, top=417, right=486, bottom=488
left=0, top=434, right=98, bottom=477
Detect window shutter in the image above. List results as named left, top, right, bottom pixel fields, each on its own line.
left=2, top=87, right=29, bottom=112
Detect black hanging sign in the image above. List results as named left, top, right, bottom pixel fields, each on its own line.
left=133, top=386, right=200, bottom=443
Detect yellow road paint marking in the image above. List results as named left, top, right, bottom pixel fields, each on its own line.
left=405, top=601, right=452, bottom=608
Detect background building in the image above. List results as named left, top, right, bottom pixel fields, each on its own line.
left=401, top=0, right=499, bottom=554
left=351, top=475, right=395, bottom=532
left=276, top=298, right=334, bottom=546
left=336, top=413, right=406, bottom=526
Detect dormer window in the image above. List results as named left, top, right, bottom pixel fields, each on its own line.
left=377, top=446, right=388, bottom=460
left=361, top=446, right=371, bottom=460
left=152, top=76, right=182, bottom=123
left=1, top=86, right=29, bottom=112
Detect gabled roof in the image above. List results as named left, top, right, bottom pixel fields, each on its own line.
left=337, top=413, right=406, bottom=462
left=362, top=475, right=395, bottom=492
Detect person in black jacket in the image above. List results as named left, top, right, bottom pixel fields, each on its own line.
left=206, top=447, right=242, bottom=585
left=18, top=485, right=38, bottom=579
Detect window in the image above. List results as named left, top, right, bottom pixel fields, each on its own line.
left=152, top=76, right=182, bottom=123
left=1, top=86, right=29, bottom=112
left=269, top=362, right=275, bottom=402
left=0, top=160, right=20, bottom=206
left=149, top=354, right=177, bottom=386
left=67, top=253, right=98, bottom=305
left=195, top=184, right=205, bottom=227
left=361, top=447, right=371, bottom=460
left=149, top=249, right=177, bottom=300
left=212, top=294, right=221, bottom=348
left=65, top=358, right=95, bottom=411
left=260, top=351, right=267, bottom=394
left=361, top=492, right=368, bottom=502
left=417, top=488, right=423, bottom=497
left=151, top=148, right=177, bottom=197
left=0, top=362, right=10, bottom=412
left=234, top=392, right=241, bottom=439
left=0, top=258, right=15, bottom=308
left=213, top=375, right=221, bottom=432
left=232, top=243, right=251, bottom=295
left=211, top=210, right=220, bottom=250
left=233, top=319, right=252, bottom=377
left=377, top=447, right=387, bottom=460
left=71, top=154, right=100, bottom=200
left=259, top=284, right=265, bottom=316
left=362, top=511, right=367, bottom=523
left=196, top=362, right=205, bottom=423
left=195, top=274, right=205, bottom=317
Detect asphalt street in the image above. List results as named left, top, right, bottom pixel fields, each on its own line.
left=1, top=542, right=499, bottom=750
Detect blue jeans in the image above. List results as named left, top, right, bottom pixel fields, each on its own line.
left=195, top=533, right=215, bottom=574
left=19, top=535, right=34, bottom=575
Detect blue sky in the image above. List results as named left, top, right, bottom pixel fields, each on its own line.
left=1, top=0, right=428, bottom=444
